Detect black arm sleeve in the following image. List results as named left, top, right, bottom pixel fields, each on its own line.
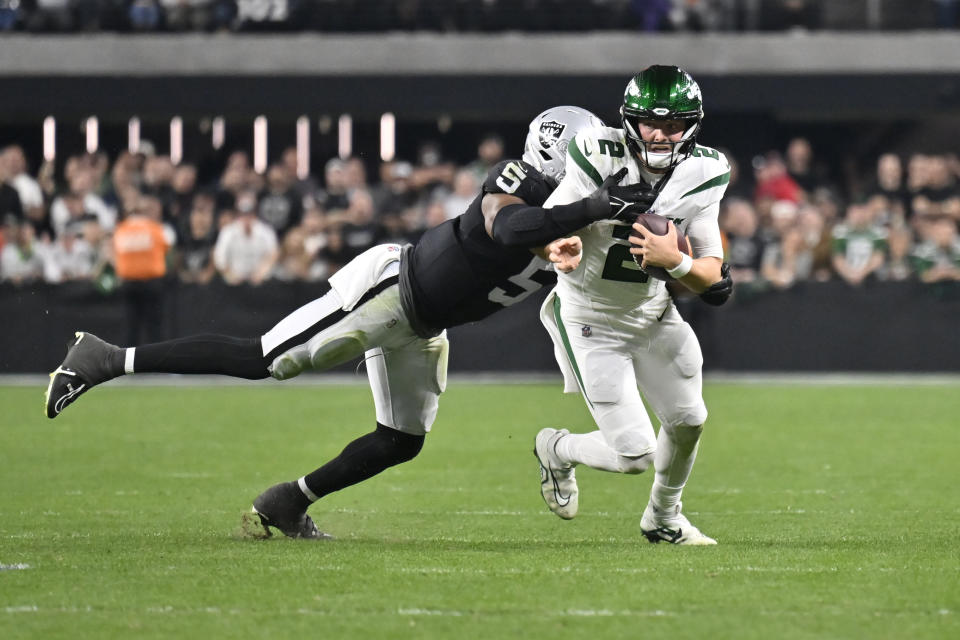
left=698, top=262, right=733, bottom=306
left=490, top=197, right=606, bottom=248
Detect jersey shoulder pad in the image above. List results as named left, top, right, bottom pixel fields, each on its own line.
left=673, top=145, right=731, bottom=202
left=566, top=126, right=629, bottom=188
left=483, top=159, right=553, bottom=203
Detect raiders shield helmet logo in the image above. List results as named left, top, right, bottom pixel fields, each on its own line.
left=538, top=120, right=566, bottom=149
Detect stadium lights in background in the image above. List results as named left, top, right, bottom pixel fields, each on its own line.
left=128, top=117, right=141, bottom=154
left=254, top=115, right=268, bottom=174
left=296, top=116, right=310, bottom=180
left=212, top=116, right=225, bottom=150
left=380, top=113, right=395, bottom=162
left=85, top=117, right=98, bottom=154
left=170, top=117, right=183, bottom=165
left=338, top=114, right=352, bottom=159
left=43, top=117, right=56, bottom=162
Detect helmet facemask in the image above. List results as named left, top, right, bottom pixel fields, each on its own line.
left=620, top=65, right=704, bottom=173
left=621, top=110, right=700, bottom=171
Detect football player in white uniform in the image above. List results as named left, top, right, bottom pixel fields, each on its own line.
left=534, top=65, right=733, bottom=545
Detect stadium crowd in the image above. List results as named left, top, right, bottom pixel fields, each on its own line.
left=0, top=1, right=957, bottom=33
left=0, top=134, right=959, bottom=293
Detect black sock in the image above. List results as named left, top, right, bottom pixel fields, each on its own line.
left=302, top=423, right=425, bottom=500
left=133, top=334, right=270, bottom=380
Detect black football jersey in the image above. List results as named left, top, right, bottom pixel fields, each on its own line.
left=400, top=159, right=559, bottom=336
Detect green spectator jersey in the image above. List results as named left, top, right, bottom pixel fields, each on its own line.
left=831, top=224, right=888, bottom=271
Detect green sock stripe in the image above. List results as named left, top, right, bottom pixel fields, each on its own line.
left=552, top=295, right=593, bottom=409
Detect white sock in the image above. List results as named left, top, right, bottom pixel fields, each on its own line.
left=124, top=347, right=136, bottom=374
left=650, top=424, right=702, bottom=512
left=555, top=430, right=626, bottom=472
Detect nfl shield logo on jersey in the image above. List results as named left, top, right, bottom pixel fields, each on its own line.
left=581, top=326, right=592, bottom=338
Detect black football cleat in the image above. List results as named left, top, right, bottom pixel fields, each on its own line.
left=45, top=332, right=122, bottom=419
left=242, top=481, right=333, bottom=540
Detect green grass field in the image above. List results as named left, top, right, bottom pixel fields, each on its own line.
left=1, top=381, right=958, bottom=639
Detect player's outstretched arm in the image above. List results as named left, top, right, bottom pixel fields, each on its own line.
left=483, top=169, right=643, bottom=248
left=532, top=236, right=583, bottom=273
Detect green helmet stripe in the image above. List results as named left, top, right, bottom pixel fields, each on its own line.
left=680, top=171, right=730, bottom=199
left=568, top=138, right=603, bottom=188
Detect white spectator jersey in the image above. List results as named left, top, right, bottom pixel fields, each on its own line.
left=544, top=126, right=729, bottom=311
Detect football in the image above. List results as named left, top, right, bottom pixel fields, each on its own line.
left=629, top=213, right=691, bottom=281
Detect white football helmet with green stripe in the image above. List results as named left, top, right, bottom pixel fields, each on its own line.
left=522, top=106, right=605, bottom=182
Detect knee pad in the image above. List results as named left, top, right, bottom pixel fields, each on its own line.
left=662, top=422, right=704, bottom=446
left=663, top=405, right=708, bottom=430
left=616, top=452, right=653, bottom=475
left=309, top=335, right=366, bottom=371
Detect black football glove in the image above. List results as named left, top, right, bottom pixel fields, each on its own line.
left=699, top=262, right=733, bottom=306
left=589, top=168, right=658, bottom=221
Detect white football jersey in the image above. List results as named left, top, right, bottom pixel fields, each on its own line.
left=544, top=126, right=729, bottom=311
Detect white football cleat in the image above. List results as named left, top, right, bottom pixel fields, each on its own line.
left=640, top=501, right=717, bottom=545
left=534, top=428, right=578, bottom=520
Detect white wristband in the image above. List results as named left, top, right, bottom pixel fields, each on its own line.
left=666, top=253, right=693, bottom=279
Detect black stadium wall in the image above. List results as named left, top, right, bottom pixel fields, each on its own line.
left=4, top=281, right=958, bottom=374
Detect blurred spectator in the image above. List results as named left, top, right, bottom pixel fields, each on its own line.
left=911, top=154, right=958, bottom=221
left=334, top=188, right=384, bottom=262
left=343, top=157, right=368, bottom=190
left=0, top=152, right=24, bottom=226
left=412, top=141, right=456, bottom=196
left=372, top=160, right=419, bottom=216
left=2, top=146, right=44, bottom=227
left=0, top=1, right=22, bottom=30
left=50, top=163, right=116, bottom=236
left=630, top=0, right=672, bottom=32
left=910, top=215, right=960, bottom=283
left=213, top=190, right=278, bottom=285
left=441, top=169, right=480, bottom=220
left=170, top=163, right=198, bottom=221
left=866, top=153, right=908, bottom=223
left=113, top=194, right=173, bottom=344
left=142, top=154, right=177, bottom=220
left=796, top=203, right=833, bottom=281
left=129, top=0, right=163, bottom=30
left=177, top=192, right=218, bottom=284
left=883, top=225, right=915, bottom=282
left=759, top=200, right=801, bottom=288
left=273, top=226, right=325, bottom=282
left=317, top=158, right=350, bottom=212
left=721, top=198, right=764, bottom=284
left=43, top=220, right=98, bottom=283
left=831, top=203, right=887, bottom=286
left=467, top=133, right=504, bottom=183
left=784, top=137, right=821, bottom=194
left=0, top=0, right=954, bottom=32
left=215, top=153, right=253, bottom=217
left=753, top=151, right=803, bottom=207
left=0, top=219, right=45, bottom=285
left=280, top=145, right=320, bottom=201
left=258, top=164, right=303, bottom=236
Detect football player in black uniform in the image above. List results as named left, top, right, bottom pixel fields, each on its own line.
left=44, top=106, right=656, bottom=539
